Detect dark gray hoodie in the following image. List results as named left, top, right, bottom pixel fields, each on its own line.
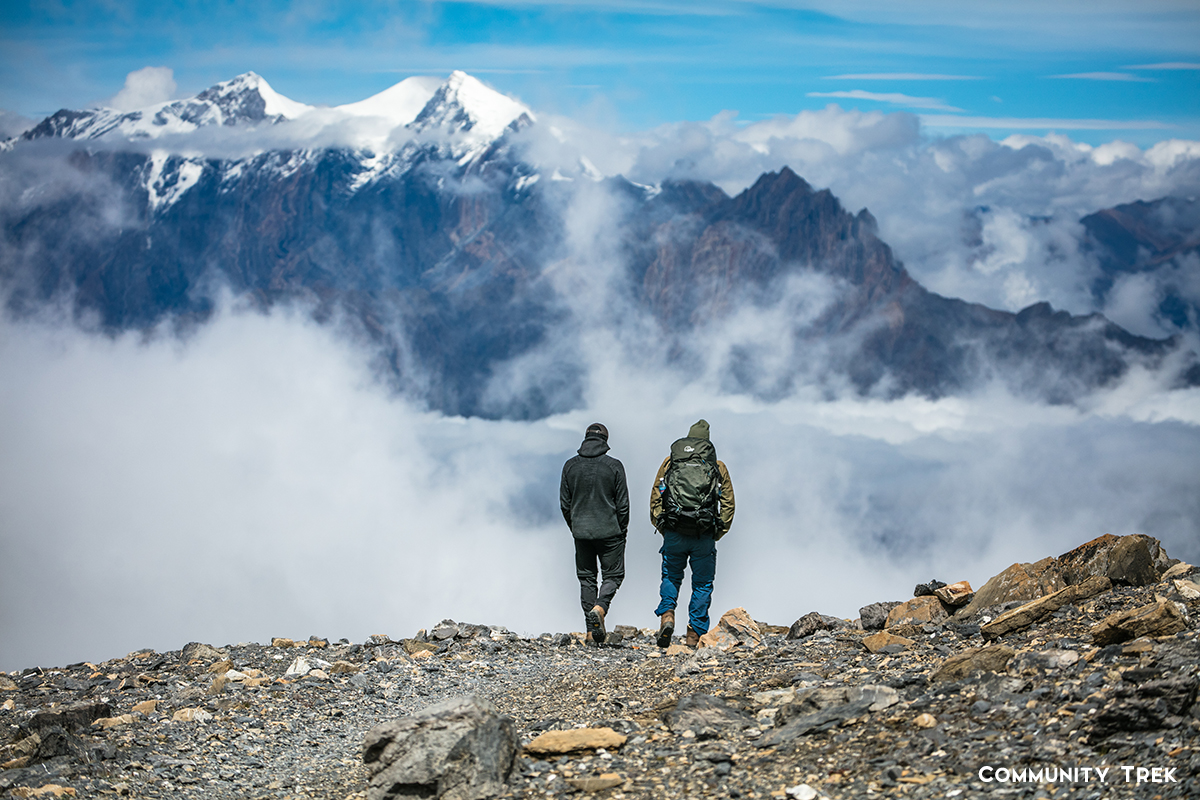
left=559, top=434, right=630, bottom=540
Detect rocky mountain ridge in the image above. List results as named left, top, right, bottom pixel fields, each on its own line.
left=2, top=533, right=1197, bottom=799
left=2, top=71, right=1198, bottom=417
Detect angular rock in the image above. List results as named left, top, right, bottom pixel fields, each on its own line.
left=1173, top=579, right=1200, bottom=600
left=861, top=631, right=915, bottom=654
left=1058, top=533, right=1174, bottom=587
left=933, top=580, right=974, bottom=607
left=28, top=702, right=112, bottom=734
left=363, top=695, right=518, bottom=800
left=181, top=642, right=226, bottom=662
left=929, top=645, right=1016, bottom=683
left=1162, top=562, right=1197, bottom=581
left=665, top=695, right=755, bottom=737
left=567, top=773, right=624, bottom=792
left=271, top=638, right=296, bottom=648
left=981, top=575, right=1112, bottom=640
left=858, top=602, right=901, bottom=631
left=913, top=580, right=946, bottom=597
left=524, top=727, right=626, bottom=755
left=698, top=607, right=762, bottom=650
left=786, top=612, right=844, bottom=640
left=131, top=700, right=158, bottom=715
left=850, top=685, right=900, bottom=712
left=958, top=557, right=1065, bottom=619
left=884, top=596, right=948, bottom=628
left=759, top=688, right=873, bottom=746
left=172, top=707, right=213, bottom=723
left=403, top=638, right=439, bottom=656
left=285, top=656, right=312, bottom=677
left=1091, top=599, right=1187, bottom=646
left=92, top=714, right=133, bottom=730
left=431, top=620, right=460, bottom=641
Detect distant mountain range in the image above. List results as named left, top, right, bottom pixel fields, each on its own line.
left=2, top=72, right=1196, bottom=417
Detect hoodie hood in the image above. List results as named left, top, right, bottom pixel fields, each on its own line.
left=688, top=419, right=710, bottom=440
left=578, top=434, right=610, bottom=458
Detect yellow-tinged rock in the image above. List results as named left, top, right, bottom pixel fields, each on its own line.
left=913, top=713, right=938, bottom=729
left=172, top=707, right=213, bottom=723
left=243, top=677, right=269, bottom=687
left=1, top=698, right=14, bottom=711
left=665, top=643, right=692, bottom=656
left=132, top=699, right=158, bottom=715
left=411, top=649, right=432, bottom=660
left=0, top=675, right=17, bottom=691
left=861, top=631, right=915, bottom=654
left=10, top=785, right=77, bottom=798
left=207, top=659, right=232, bottom=674
left=92, top=713, right=134, bottom=729
left=566, top=773, right=624, bottom=792
left=1092, top=599, right=1186, bottom=645
left=308, top=637, right=329, bottom=648
left=207, top=675, right=227, bottom=695
left=525, top=727, right=627, bottom=755
left=329, top=661, right=360, bottom=674
left=271, top=638, right=296, bottom=648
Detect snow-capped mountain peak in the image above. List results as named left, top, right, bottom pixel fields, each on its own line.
left=410, top=70, right=535, bottom=141
left=22, top=71, right=312, bottom=141
left=334, top=75, right=443, bottom=126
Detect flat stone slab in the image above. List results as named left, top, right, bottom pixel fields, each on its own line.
left=524, top=727, right=626, bottom=755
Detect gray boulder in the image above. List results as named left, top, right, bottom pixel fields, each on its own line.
left=858, top=602, right=901, bottom=631
left=786, top=612, right=845, bottom=640
left=362, top=695, right=518, bottom=800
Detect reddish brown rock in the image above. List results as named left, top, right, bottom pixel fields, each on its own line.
left=698, top=607, right=763, bottom=650
left=981, top=575, right=1112, bottom=641
left=884, top=596, right=948, bottom=628
left=525, top=728, right=626, bottom=755
left=958, top=557, right=1065, bottom=619
left=933, top=580, right=974, bottom=607
left=1058, top=533, right=1174, bottom=587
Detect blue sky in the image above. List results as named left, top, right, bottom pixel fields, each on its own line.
left=1, top=1, right=1199, bottom=144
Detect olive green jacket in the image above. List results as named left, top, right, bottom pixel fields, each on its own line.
left=649, top=456, right=735, bottom=539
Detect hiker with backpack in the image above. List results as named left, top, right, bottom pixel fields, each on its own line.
left=560, top=423, right=630, bottom=645
left=650, top=419, right=735, bottom=648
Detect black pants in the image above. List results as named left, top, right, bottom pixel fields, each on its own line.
left=575, top=535, right=626, bottom=615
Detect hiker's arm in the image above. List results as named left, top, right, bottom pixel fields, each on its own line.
left=649, top=456, right=670, bottom=532
left=559, top=463, right=573, bottom=529
left=614, top=461, right=630, bottom=536
left=716, top=460, right=735, bottom=540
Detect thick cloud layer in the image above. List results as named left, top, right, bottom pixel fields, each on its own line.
left=2, top=296, right=1197, bottom=672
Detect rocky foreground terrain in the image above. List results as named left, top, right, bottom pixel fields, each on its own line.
left=2, top=533, right=1198, bottom=800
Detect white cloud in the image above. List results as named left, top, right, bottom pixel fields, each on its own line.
left=1049, top=72, right=1154, bottom=82
left=1125, top=62, right=1200, bottom=70
left=2, top=293, right=1197, bottom=672
left=920, top=115, right=1172, bottom=130
left=107, top=66, right=178, bottom=111
left=823, top=73, right=984, bottom=81
left=808, top=90, right=963, bottom=112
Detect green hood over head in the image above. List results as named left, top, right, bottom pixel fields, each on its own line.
left=688, top=419, right=710, bottom=440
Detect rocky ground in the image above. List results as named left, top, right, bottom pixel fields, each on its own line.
left=3, top=542, right=1199, bottom=800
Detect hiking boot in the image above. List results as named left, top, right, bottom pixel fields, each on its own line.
left=586, top=605, right=607, bottom=645
left=686, top=625, right=700, bottom=648
left=656, top=611, right=675, bottom=648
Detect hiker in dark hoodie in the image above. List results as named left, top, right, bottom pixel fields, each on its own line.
left=560, top=423, right=630, bottom=644
left=650, top=419, right=735, bottom=648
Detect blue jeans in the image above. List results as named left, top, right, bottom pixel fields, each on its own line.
left=654, top=530, right=717, bottom=635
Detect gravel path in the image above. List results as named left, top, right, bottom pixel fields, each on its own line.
left=3, top=582, right=1199, bottom=799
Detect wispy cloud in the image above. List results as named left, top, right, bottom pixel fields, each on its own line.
left=808, top=90, right=962, bottom=112
left=1049, top=72, right=1154, bottom=82
left=824, top=73, right=983, bottom=81
left=920, top=114, right=1173, bottom=130
left=1125, top=62, right=1200, bottom=70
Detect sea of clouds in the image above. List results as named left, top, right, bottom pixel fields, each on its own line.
left=1, top=93, right=1199, bottom=672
